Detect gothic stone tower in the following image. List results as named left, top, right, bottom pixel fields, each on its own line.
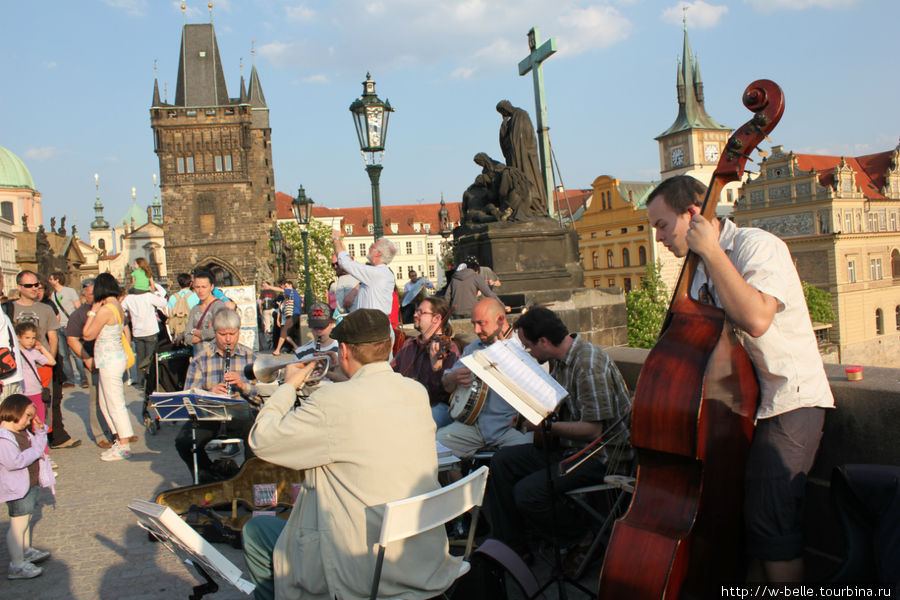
left=150, top=23, right=275, bottom=287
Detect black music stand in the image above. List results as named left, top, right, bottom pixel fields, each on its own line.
left=150, top=390, right=246, bottom=485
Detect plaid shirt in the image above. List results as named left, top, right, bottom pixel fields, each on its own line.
left=391, top=335, right=459, bottom=407
left=184, top=342, right=258, bottom=402
left=550, top=334, right=632, bottom=449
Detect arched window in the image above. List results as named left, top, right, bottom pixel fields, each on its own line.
left=0, top=201, right=13, bottom=222
left=892, top=249, right=900, bottom=279
left=606, top=250, right=614, bottom=268
left=638, top=246, right=647, bottom=266
left=896, top=305, right=900, bottom=331
left=592, top=252, right=599, bottom=269
left=622, top=248, right=630, bottom=267
left=875, top=308, right=884, bottom=335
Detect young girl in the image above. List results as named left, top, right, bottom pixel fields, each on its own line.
left=131, top=258, right=154, bottom=292
left=0, top=394, right=55, bottom=579
left=15, top=322, right=56, bottom=427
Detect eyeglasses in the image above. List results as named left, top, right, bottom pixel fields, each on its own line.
left=414, top=310, right=434, bottom=316
left=20, top=283, right=40, bottom=289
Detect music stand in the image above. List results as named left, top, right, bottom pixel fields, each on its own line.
left=150, top=390, right=247, bottom=485
left=129, top=499, right=255, bottom=599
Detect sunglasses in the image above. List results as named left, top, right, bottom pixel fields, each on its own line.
left=20, top=283, right=41, bottom=289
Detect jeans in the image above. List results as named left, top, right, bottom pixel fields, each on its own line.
left=57, top=327, right=86, bottom=384
left=242, top=515, right=286, bottom=600
left=133, top=334, right=158, bottom=388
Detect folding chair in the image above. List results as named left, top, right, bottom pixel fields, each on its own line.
left=370, top=465, right=489, bottom=600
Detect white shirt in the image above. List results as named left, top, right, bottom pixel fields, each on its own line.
left=333, top=274, right=359, bottom=316
left=692, top=218, right=834, bottom=420
left=336, top=251, right=395, bottom=316
left=121, top=292, right=169, bottom=338
left=0, top=309, right=24, bottom=385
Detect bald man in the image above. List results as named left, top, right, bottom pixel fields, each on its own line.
left=437, top=298, right=529, bottom=457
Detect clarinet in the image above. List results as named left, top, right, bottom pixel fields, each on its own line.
left=223, top=346, right=233, bottom=395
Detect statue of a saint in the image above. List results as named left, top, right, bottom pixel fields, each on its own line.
left=50, top=217, right=56, bottom=232
left=496, top=100, right=547, bottom=212
left=59, top=216, right=67, bottom=236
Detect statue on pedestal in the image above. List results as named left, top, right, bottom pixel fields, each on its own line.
left=461, top=153, right=545, bottom=224
left=497, top=100, right=547, bottom=212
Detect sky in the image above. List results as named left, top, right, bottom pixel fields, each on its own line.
left=1, top=0, right=897, bottom=240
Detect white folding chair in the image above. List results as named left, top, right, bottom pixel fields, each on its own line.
left=369, top=465, right=489, bottom=600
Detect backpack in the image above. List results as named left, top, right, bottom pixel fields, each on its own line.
left=168, top=291, right=191, bottom=339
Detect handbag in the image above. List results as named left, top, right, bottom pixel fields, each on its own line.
left=0, top=324, right=17, bottom=379
left=110, top=306, right=136, bottom=369
left=21, top=353, right=50, bottom=405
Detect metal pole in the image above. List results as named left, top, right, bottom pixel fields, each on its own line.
left=301, top=228, right=312, bottom=310
left=366, top=163, right=384, bottom=241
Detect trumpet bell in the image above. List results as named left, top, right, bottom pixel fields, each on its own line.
left=246, top=354, right=331, bottom=384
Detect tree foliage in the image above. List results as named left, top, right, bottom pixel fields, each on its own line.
left=802, top=281, right=836, bottom=324
left=626, top=261, right=670, bottom=349
left=278, top=219, right=334, bottom=303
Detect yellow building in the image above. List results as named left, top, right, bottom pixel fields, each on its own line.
left=734, top=143, right=900, bottom=367
left=580, top=176, right=662, bottom=292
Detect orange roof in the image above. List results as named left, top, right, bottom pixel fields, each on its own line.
left=275, top=191, right=462, bottom=235
left=794, top=150, right=893, bottom=200
left=552, top=188, right=593, bottom=215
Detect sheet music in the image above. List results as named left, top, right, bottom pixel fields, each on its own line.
left=149, top=389, right=248, bottom=422
left=461, top=339, right=567, bottom=425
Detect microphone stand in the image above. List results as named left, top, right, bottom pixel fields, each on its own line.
left=530, top=418, right=594, bottom=600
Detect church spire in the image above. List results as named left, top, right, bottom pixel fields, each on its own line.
left=91, top=173, right=109, bottom=230
left=656, top=22, right=728, bottom=139
left=248, top=64, right=266, bottom=107
left=152, top=78, right=162, bottom=106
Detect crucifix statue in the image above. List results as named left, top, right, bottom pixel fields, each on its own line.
left=517, top=26, right=557, bottom=218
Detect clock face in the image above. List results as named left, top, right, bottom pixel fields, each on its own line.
left=705, top=143, right=719, bottom=162
left=670, top=146, right=684, bottom=167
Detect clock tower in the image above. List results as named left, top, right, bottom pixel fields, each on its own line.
left=656, top=22, right=736, bottom=208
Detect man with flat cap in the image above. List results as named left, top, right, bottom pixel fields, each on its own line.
left=242, top=309, right=460, bottom=600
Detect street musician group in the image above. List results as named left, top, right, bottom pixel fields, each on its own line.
left=169, top=165, right=834, bottom=599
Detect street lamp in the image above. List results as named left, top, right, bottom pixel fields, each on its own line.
left=349, top=72, right=393, bottom=241
left=292, top=185, right=315, bottom=311
left=270, top=224, right=284, bottom=282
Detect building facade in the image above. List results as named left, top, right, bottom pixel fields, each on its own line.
left=0, top=145, right=43, bottom=235
left=734, top=143, right=900, bottom=367
left=150, top=22, right=276, bottom=287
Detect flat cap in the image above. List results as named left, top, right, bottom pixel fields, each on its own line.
left=331, top=309, right=390, bottom=344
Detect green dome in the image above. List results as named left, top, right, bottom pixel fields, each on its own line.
left=0, top=146, right=36, bottom=191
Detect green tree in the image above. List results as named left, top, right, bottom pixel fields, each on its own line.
left=279, top=219, right=334, bottom=303
left=626, top=261, right=670, bottom=349
left=802, top=281, right=836, bottom=324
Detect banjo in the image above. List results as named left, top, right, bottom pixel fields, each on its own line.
left=448, top=325, right=513, bottom=424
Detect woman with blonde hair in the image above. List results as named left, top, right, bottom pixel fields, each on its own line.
left=82, top=273, right=134, bottom=461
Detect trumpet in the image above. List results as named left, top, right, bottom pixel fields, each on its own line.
left=243, top=354, right=332, bottom=384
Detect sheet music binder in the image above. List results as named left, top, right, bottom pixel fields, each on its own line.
left=460, top=339, right=567, bottom=425
left=149, top=389, right=247, bottom=422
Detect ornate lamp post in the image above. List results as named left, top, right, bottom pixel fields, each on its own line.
left=270, top=224, right=284, bottom=282
left=349, top=73, right=393, bottom=241
left=291, top=186, right=315, bottom=311
left=437, top=195, right=455, bottom=279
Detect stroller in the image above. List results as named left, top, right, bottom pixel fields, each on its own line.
left=141, top=337, right=192, bottom=434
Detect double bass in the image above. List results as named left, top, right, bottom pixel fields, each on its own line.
left=598, top=80, right=785, bottom=599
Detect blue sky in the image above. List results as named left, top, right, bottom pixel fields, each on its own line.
left=1, top=0, right=896, bottom=238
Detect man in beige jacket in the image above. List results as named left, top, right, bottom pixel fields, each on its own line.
left=243, top=309, right=460, bottom=600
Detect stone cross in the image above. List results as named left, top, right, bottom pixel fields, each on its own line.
left=518, top=26, right=557, bottom=218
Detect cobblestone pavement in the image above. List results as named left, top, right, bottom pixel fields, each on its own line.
left=1, top=384, right=603, bottom=599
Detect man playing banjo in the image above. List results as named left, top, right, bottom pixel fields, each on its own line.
left=437, top=298, right=529, bottom=457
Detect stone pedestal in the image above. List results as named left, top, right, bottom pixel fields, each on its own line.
left=453, top=219, right=584, bottom=294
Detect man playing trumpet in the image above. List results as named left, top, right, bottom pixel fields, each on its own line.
left=242, top=309, right=459, bottom=600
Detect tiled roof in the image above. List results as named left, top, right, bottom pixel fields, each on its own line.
left=552, top=188, right=592, bottom=217
left=275, top=191, right=462, bottom=235
left=794, top=150, right=893, bottom=200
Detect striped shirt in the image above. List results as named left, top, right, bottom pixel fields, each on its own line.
left=550, top=334, right=632, bottom=449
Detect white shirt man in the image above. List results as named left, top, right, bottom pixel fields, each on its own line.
left=332, top=232, right=397, bottom=316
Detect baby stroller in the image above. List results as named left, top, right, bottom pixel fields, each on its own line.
left=142, top=338, right=192, bottom=434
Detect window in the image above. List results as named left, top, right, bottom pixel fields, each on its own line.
left=624, top=278, right=632, bottom=293
left=848, top=260, right=856, bottom=283
left=415, top=241, right=423, bottom=254
left=427, top=242, right=434, bottom=255
left=639, top=246, right=647, bottom=266
left=176, top=157, right=185, bottom=174
left=359, top=243, right=367, bottom=256
left=397, top=269, right=403, bottom=280
left=215, top=155, right=223, bottom=172
left=844, top=213, right=852, bottom=233
left=894, top=250, right=900, bottom=279
left=622, top=248, right=630, bottom=267
left=891, top=213, right=897, bottom=231
left=593, top=280, right=602, bottom=288
left=348, top=244, right=355, bottom=258
left=367, top=224, right=374, bottom=233
left=592, top=252, right=599, bottom=269
left=413, top=223, right=421, bottom=232
left=867, top=213, right=877, bottom=231
left=875, top=309, right=884, bottom=335
left=344, top=225, right=353, bottom=235
left=0, top=201, right=13, bottom=222
left=608, top=278, right=615, bottom=287
left=896, top=305, right=900, bottom=331
left=428, top=265, right=436, bottom=278
left=225, top=155, right=232, bottom=171
left=405, top=241, right=413, bottom=255
left=814, top=327, right=829, bottom=345
left=423, top=223, right=431, bottom=233
left=186, top=156, right=195, bottom=173
left=607, top=250, right=614, bottom=268
left=870, top=258, right=883, bottom=280
left=621, top=227, right=628, bottom=234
